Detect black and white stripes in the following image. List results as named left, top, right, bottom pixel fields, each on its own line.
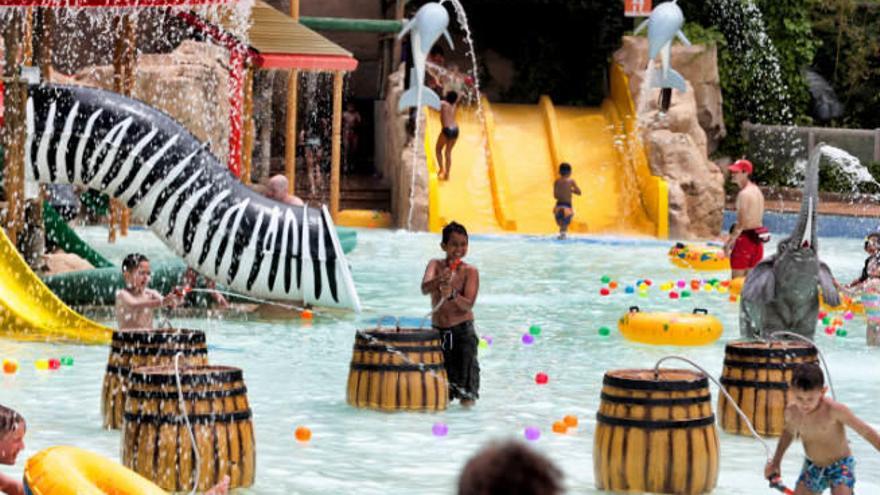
left=26, top=84, right=360, bottom=311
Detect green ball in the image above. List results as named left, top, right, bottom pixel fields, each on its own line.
left=479, top=339, right=489, bottom=349
left=60, top=356, right=74, bottom=366
left=681, top=290, right=691, bottom=298
left=836, top=329, right=848, bottom=337
left=822, top=316, right=831, bottom=325
left=600, top=275, right=611, bottom=284
left=598, top=326, right=610, bottom=336
left=529, top=325, right=542, bottom=336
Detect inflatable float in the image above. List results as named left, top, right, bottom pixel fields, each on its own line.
left=618, top=306, right=723, bottom=345
left=24, top=446, right=166, bottom=495
left=26, top=84, right=359, bottom=311
left=668, top=242, right=730, bottom=271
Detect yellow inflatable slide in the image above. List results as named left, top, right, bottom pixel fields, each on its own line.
left=0, top=228, right=111, bottom=344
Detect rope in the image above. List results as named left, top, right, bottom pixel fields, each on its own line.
left=174, top=352, right=200, bottom=495
left=767, top=331, right=836, bottom=401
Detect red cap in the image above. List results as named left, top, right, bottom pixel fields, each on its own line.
left=729, top=159, right=753, bottom=175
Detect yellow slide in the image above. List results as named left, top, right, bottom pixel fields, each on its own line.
left=0, top=228, right=112, bottom=345
left=425, top=64, right=668, bottom=238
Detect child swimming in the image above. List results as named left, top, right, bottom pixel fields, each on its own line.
left=765, top=362, right=880, bottom=494
left=421, top=221, right=480, bottom=406
left=115, top=253, right=182, bottom=330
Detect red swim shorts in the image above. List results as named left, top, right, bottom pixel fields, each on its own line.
left=730, top=230, right=764, bottom=270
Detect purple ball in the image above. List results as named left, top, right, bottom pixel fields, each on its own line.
left=483, top=335, right=493, bottom=346
left=432, top=423, right=449, bottom=437
left=524, top=426, right=541, bottom=441
left=521, top=334, right=535, bottom=345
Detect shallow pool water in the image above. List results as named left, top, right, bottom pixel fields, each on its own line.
left=2, top=226, right=879, bottom=494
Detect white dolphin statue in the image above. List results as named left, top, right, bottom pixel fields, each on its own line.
left=634, top=0, right=691, bottom=92
left=397, top=2, right=454, bottom=111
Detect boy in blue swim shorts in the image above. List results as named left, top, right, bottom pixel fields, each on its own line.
left=552, top=162, right=581, bottom=240
left=765, top=363, right=880, bottom=494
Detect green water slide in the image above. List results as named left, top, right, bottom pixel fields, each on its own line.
left=43, top=202, right=114, bottom=268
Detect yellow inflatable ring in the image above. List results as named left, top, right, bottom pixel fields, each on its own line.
left=668, top=242, right=730, bottom=271
left=729, top=277, right=744, bottom=297
left=819, top=292, right=864, bottom=315
left=618, top=307, right=723, bottom=346
left=24, top=446, right=166, bottom=495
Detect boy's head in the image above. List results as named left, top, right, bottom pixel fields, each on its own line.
left=458, top=440, right=563, bottom=495
left=122, top=253, right=151, bottom=292
left=865, top=232, right=880, bottom=254
left=445, top=91, right=459, bottom=105
left=0, top=405, right=25, bottom=465
left=789, top=362, right=827, bottom=413
left=441, top=221, right=469, bottom=261
left=559, top=162, right=572, bottom=177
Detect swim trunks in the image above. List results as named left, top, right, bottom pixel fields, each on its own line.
left=553, top=201, right=573, bottom=227
left=730, top=228, right=764, bottom=270
left=797, top=456, right=855, bottom=493
left=434, top=320, right=480, bottom=401
left=442, top=126, right=459, bottom=139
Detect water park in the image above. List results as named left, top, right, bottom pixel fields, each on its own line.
left=1, top=0, right=880, bottom=493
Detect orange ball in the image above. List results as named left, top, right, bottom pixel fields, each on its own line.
left=300, top=309, right=314, bottom=319
left=3, top=359, right=18, bottom=374
left=563, top=415, right=578, bottom=428
left=551, top=421, right=567, bottom=434
left=608, top=281, right=619, bottom=289
left=295, top=426, right=312, bottom=442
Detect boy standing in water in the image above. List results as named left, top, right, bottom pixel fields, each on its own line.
left=115, top=253, right=181, bottom=329
left=765, top=363, right=880, bottom=494
left=436, top=91, right=460, bottom=181
left=421, top=221, right=480, bottom=406
left=553, top=162, right=582, bottom=240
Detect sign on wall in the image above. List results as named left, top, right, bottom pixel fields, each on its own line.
left=625, top=0, right=652, bottom=17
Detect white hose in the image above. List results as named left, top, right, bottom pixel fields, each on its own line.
left=766, top=331, right=836, bottom=401
left=187, top=288, right=306, bottom=312
left=653, top=355, right=774, bottom=462
left=174, top=352, right=200, bottom=495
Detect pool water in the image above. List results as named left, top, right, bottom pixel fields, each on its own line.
left=2, top=227, right=879, bottom=494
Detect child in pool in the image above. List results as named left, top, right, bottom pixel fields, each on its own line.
left=765, top=363, right=880, bottom=494
left=421, top=221, right=480, bottom=406
left=0, top=404, right=230, bottom=495
left=115, top=253, right=182, bottom=330
left=553, top=162, right=582, bottom=240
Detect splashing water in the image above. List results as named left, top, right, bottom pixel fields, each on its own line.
left=793, top=145, right=879, bottom=193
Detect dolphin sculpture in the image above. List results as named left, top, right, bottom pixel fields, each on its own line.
left=397, top=2, right=454, bottom=111
left=634, top=0, right=691, bottom=93
left=739, top=145, right=840, bottom=340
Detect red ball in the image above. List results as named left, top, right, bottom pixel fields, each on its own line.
left=535, top=372, right=549, bottom=385
left=48, top=358, right=61, bottom=370
left=669, top=291, right=680, bottom=299
left=599, top=288, right=610, bottom=296
left=643, top=279, right=653, bottom=286
left=817, top=311, right=828, bottom=320
left=464, top=75, right=474, bottom=87
left=824, top=326, right=835, bottom=335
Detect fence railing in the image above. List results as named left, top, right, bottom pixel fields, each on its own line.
left=742, top=122, right=880, bottom=165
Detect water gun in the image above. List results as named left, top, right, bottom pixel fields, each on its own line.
left=767, top=474, right=794, bottom=494
left=172, top=285, right=192, bottom=298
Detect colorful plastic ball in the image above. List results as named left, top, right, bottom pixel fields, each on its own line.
left=599, top=288, right=610, bottom=296
left=48, top=358, right=61, bottom=370
left=563, top=415, right=579, bottom=428
left=300, top=309, right=314, bottom=319
left=479, top=339, right=489, bottom=350
left=60, top=356, right=74, bottom=366
left=2, top=359, right=18, bottom=374
left=552, top=421, right=567, bottom=434
left=836, top=329, right=848, bottom=337
left=677, top=280, right=686, bottom=288
left=843, top=311, right=854, bottom=321
left=818, top=311, right=828, bottom=320
left=35, top=359, right=49, bottom=371
left=669, top=291, right=680, bottom=300
left=295, top=426, right=312, bottom=442
left=529, top=325, right=542, bottom=336
left=524, top=426, right=541, bottom=441
left=598, top=326, right=611, bottom=336
left=609, top=281, right=619, bottom=289
left=643, top=279, right=653, bottom=286
left=432, top=423, right=449, bottom=437
left=822, top=316, right=831, bottom=325
left=681, top=290, right=691, bottom=298
left=638, top=290, right=648, bottom=298
left=483, top=335, right=493, bottom=346
left=535, top=372, right=549, bottom=385
left=833, top=318, right=843, bottom=327
left=521, top=334, right=535, bottom=345
left=600, top=275, right=611, bottom=284
left=625, top=286, right=635, bottom=294
left=729, top=295, right=738, bottom=303
left=824, top=326, right=835, bottom=335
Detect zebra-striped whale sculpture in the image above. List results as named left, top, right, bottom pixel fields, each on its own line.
left=25, top=84, right=361, bottom=311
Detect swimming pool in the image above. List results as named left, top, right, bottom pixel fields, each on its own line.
left=2, top=227, right=878, bottom=494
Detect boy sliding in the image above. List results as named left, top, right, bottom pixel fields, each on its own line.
left=552, top=162, right=582, bottom=240
left=765, top=363, right=880, bottom=494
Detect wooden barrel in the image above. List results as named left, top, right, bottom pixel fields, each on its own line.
left=346, top=327, right=448, bottom=411
left=718, top=340, right=818, bottom=437
left=122, top=365, right=255, bottom=491
left=594, top=369, right=719, bottom=495
left=101, top=329, right=209, bottom=429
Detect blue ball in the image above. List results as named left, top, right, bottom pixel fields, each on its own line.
left=625, top=286, right=635, bottom=294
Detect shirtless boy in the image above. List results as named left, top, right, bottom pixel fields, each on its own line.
left=724, top=159, right=767, bottom=278
left=765, top=363, right=880, bottom=494
left=115, top=253, right=181, bottom=330
left=436, top=91, right=459, bottom=181
left=421, top=221, right=480, bottom=406
left=553, top=162, right=582, bottom=240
